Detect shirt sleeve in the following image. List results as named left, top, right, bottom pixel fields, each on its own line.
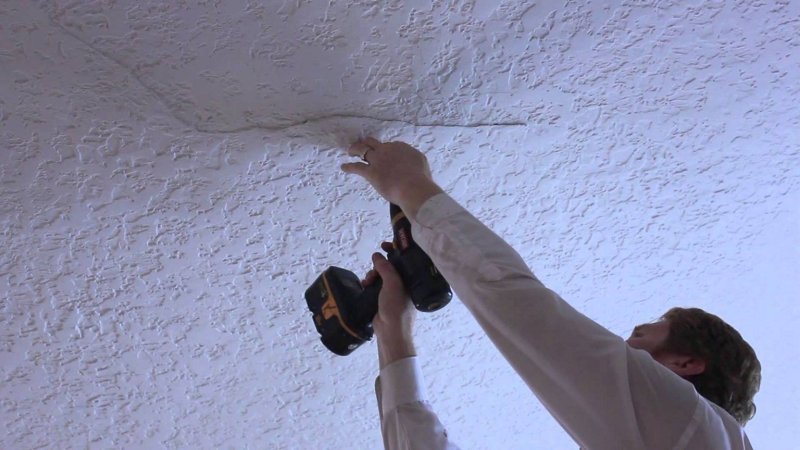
left=407, top=193, right=703, bottom=450
left=375, top=357, right=460, bottom=450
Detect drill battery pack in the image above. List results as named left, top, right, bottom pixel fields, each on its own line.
left=305, top=266, right=379, bottom=356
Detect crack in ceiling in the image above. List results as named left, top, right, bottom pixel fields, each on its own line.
left=50, top=13, right=529, bottom=135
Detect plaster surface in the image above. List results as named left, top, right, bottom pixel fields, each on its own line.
left=1, top=1, right=799, bottom=449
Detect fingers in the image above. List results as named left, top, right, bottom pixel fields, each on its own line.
left=347, top=141, right=370, bottom=158
left=342, top=137, right=387, bottom=176
left=371, top=252, right=402, bottom=288
left=361, top=269, right=379, bottom=287
left=346, top=137, right=384, bottom=159
left=363, top=243, right=396, bottom=286
left=347, top=137, right=380, bottom=158
left=340, top=161, right=368, bottom=176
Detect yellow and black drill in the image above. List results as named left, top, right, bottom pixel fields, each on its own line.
left=305, top=203, right=452, bottom=355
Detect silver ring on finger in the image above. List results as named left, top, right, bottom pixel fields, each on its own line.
left=360, top=148, right=372, bottom=162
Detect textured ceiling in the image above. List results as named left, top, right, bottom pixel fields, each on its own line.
left=46, top=0, right=567, bottom=132
left=1, top=1, right=799, bottom=449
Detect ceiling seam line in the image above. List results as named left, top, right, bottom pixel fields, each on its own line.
left=44, top=9, right=528, bottom=134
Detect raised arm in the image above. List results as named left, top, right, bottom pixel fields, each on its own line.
left=343, top=138, right=702, bottom=450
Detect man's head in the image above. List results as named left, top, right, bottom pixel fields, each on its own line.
left=626, top=307, right=761, bottom=425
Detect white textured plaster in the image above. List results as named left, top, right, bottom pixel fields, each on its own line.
left=1, top=0, right=799, bottom=449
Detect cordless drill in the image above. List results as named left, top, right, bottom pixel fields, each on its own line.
left=305, top=203, right=452, bottom=356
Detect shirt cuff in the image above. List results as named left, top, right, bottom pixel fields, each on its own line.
left=379, top=356, right=427, bottom=418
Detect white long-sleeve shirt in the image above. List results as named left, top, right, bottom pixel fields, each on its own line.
left=374, top=193, right=752, bottom=450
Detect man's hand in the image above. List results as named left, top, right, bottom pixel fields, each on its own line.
left=341, top=138, right=444, bottom=221
left=362, top=242, right=417, bottom=369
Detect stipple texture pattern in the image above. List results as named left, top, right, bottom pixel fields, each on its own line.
left=1, top=1, right=798, bottom=449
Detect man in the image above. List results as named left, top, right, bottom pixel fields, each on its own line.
left=340, top=138, right=761, bottom=450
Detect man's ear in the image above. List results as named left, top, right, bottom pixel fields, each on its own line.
left=667, top=355, right=707, bottom=377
